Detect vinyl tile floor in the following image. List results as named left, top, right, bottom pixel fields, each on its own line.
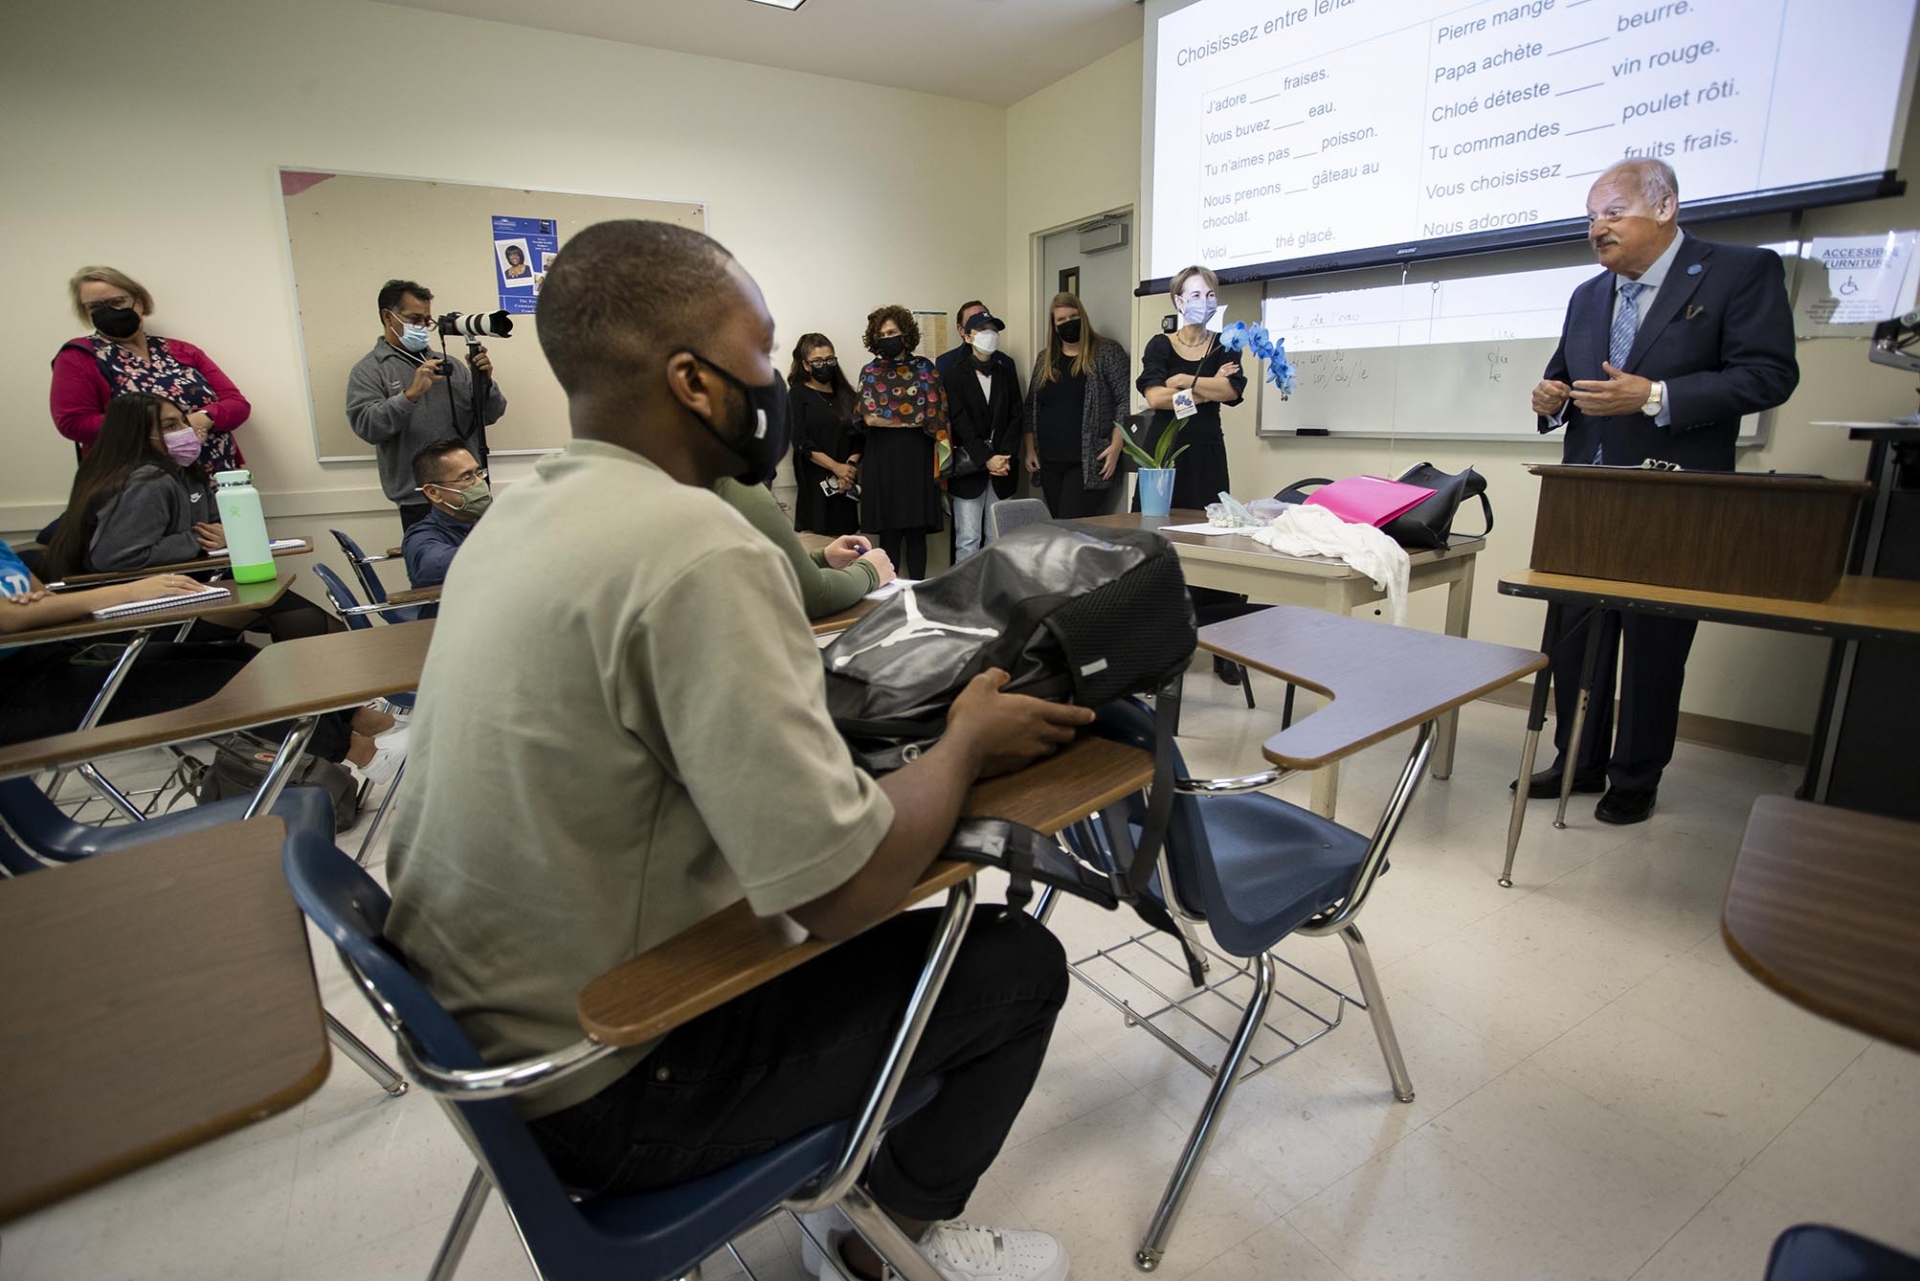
left=4, top=675, right=1915, bottom=1281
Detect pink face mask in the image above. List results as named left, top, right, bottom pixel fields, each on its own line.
left=162, top=428, right=202, bottom=465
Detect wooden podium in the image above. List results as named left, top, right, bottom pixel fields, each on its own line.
left=1528, top=465, right=1872, bottom=602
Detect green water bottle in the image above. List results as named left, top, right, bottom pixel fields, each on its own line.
left=213, top=470, right=276, bottom=584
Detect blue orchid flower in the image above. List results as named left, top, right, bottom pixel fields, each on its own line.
left=1219, top=320, right=1295, bottom=398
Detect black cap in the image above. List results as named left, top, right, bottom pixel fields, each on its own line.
left=962, top=310, right=1005, bottom=334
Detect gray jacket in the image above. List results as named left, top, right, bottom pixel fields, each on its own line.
left=89, top=464, right=211, bottom=572
left=345, top=339, right=507, bottom=506
left=1024, top=337, right=1131, bottom=489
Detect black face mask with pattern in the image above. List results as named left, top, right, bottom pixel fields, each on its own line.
left=687, top=352, right=792, bottom=486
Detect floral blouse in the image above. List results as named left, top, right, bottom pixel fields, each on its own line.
left=86, top=335, right=244, bottom=471
left=858, top=354, right=951, bottom=481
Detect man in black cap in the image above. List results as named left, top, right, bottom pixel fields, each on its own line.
left=941, top=308, right=1024, bottom=561
left=935, top=300, right=990, bottom=380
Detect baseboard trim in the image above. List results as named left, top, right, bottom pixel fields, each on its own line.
left=1480, top=680, right=1812, bottom=765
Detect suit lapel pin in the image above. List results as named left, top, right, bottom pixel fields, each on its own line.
left=1687, top=263, right=1702, bottom=275
left=1686, top=304, right=1705, bottom=320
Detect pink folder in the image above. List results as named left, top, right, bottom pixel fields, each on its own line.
left=1303, top=476, right=1437, bottom=527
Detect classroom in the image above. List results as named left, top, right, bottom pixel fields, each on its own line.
left=2, top=2, right=1917, bottom=1280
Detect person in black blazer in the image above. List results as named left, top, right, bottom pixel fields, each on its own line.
left=1527, top=158, right=1799, bottom=824
left=942, top=309, right=1023, bottom=561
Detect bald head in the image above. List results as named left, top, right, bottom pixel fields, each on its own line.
left=1585, top=160, right=1680, bottom=279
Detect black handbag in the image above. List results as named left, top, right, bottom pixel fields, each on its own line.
left=1379, top=462, right=1493, bottom=549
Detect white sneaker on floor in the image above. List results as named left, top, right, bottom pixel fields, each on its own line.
left=372, top=722, right=410, bottom=751
left=806, top=1216, right=1069, bottom=1281
left=350, top=743, right=405, bottom=790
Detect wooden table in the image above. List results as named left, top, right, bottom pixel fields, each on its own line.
left=0, top=818, right=329, bottom=1224
left=812, top=597, right=878, bottom=637
left=1723, top=796, right=1920, bottom=1053
left=50, top=538, right=313, bottom=588
left=1495, top=570, right=1920, bottom=886
left=579, top=734, right=1155, bottom=1047
left=1082, top=512, right=1485, bottom=783
left=0, top=621, right=435, bottom=816
left=1198, top=607, right=1545, bottom=819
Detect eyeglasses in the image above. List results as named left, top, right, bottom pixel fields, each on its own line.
left=86, top=295, right=135, bottom=313
left=389, top=309, right=435, bottom=328
left=433, top=467, right=488, bottom=489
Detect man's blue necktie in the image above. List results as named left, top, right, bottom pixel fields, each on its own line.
left=1596, top=280, right=1647, bottom=463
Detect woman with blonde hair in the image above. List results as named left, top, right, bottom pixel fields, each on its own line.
left=1020, top=292, right=1129, bottom=518
left=50, top=265, right=252, bottom=472
left=1136, top=264, right=1245, bottom=511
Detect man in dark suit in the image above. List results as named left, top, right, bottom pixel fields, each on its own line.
left=941, top=308, right=1024, bottom=561
left=934, top=299, right=989, bottom=380
left=1526, top=158, right=1799, bottom=824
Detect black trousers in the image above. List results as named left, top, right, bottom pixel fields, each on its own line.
left=1549, top=605, right=1698, bottom=792
left=530, top=906, right=1067, bottom=1221
left=877, top=531, right=929, bottom=579
left=1036, top=461, right=1111, bottom=519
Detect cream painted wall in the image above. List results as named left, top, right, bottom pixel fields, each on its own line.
left=1006, top=39, right=1920, bottom=735
left=1, top=0, right=1006, bottom=592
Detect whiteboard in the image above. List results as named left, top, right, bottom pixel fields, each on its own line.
left=1258, top=213, right=1800, bottom=442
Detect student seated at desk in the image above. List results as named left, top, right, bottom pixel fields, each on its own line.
left=44, top=393, right=337, bottom=644
left=714, top=475, right=893, bottom=620
left=0, top=543, right=397, bottom=778
left=403, top=438, right=489, bottom=590
left=385, top=220, right=1089, bottom=1281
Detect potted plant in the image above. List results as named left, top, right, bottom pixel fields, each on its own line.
left=1120, top=419, right=1188, bottom=517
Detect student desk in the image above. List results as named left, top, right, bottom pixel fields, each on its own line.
left=3, top=576, right=296, bottom=818
left=578, top=734, right=1155, bottom=1048
left=0, top=621, right=435, bottom=818
left=1082, top=512, right=1485, bottom=783
left=49, top=538, right=313, bottom=588
left=812, top=598, right=877, bottom=637
left=1496, top=570, right=1920, bottom=887
left=0, top=818, right=329, bottom=1224
left=1723, top=796, right=1920, bottom=1053
left=1197, top=606, right=1545, bottom=820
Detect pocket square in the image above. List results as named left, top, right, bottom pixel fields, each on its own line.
left=1685, top=304, right=1706, bottom=320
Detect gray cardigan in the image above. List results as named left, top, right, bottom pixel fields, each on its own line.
left=345, top=338, right=508, bottom=506
left=88, top=464, right=211, bottom=572
left=1024, top=337, right=1131, bottom=489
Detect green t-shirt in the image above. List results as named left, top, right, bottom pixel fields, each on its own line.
left=385, top=440, right=893, bottom=1116
left=713, top=478, right=876, bottom=619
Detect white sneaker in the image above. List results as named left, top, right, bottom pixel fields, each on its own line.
left=372, top=722, right=410, bottom=751
left=351, top=742, right=405, bottom=790
left=806, top=1217, right=1068, bottom=1281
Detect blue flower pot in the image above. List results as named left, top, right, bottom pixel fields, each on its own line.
left=1138, top=468, right=1176, bottom=517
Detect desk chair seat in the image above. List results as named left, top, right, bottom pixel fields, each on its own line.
left=1766, top=1225, right=1920, bottom=1281
left=330, top=528, right=397, bottom=605
left=284, top=828, right=959, bottom=1281
left=1071, top=696, right=1418, bottom=1271
left=985, top=497, right=1050, bottom=541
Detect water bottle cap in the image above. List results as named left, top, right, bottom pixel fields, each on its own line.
left=213, top=470, right=253, bottom=485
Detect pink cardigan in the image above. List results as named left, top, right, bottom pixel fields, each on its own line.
left=49, top=335, right=252, bottom=457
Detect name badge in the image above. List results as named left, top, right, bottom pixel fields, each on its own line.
left=1171, top=389, right=1199, bottom=420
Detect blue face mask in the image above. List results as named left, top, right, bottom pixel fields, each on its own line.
left=389, top=312, right=433, bottom=353
left=1181, top=298, right=1217, bottom=326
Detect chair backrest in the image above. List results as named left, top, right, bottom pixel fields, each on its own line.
left=0, top=810, right=49, bottom=876
left=986, top=497, right=1050, bottom=541
left=312, top=563, right=421, bottom=630
left=0, top=778, right=88, bottom=867
left=329, top=528, right=390, bottom=604
left=1085, top=698, right=1216, bottom=922
left=280, top=828, right=593, bottom=1263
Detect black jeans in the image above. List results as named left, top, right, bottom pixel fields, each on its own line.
left=530, top=906, right=1067, bottom=1221
left=1036, top=461, right=1111, bottom=519
left=877, top=531, right=929, bottom=579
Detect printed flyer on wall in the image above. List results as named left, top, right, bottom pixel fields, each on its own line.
left=492, top=215, right=560, bottom=314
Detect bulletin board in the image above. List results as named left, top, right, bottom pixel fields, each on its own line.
left=278, top=169, right=706, bottom=461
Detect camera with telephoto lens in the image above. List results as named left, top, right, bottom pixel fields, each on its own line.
left=436, top=311, right=514, bottom=339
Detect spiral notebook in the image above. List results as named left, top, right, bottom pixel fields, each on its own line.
left=90, top=585, right=231, bottom=620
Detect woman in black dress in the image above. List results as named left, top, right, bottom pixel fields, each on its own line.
left=786, top=333, right=864, bottom=537
left=1136, top=264, right=1247, bottom=512
left=857, top=306, right=946, bottom=578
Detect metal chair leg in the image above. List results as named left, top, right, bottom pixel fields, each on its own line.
left=840, top=1184, right=948, bottom=1281
left=1238, top=665, right=1255, bottom=710
left=1280, top=682, right=1296, bottom=730
left=1134, top=951, right=1276, bottom=1272
left=326, top=1011, right=409, bottom=1096
left=354, top=757, right=407, bottom=866
left=1340, top=922, right=1415, bottom=1103
left=426, top=1165, right=491, bottom=1281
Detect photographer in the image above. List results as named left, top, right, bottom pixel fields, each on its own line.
left=346, top=278, right=508, bottom=529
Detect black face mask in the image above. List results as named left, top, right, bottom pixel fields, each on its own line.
left=1056, top=319, right=1083, bottom=344
left=689, top=352, right=792, bottom=486
left=92, top=305, right=141, bottom=340
left=809, top=361, right=838, bottom=382
left=873, top=335, right=906, bottom=360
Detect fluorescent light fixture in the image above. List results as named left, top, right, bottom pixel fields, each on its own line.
left=747, top=0, right=806, bottom=8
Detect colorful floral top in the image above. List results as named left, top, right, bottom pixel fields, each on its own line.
left=49, top=334, right=251, bottom=471
left=858, top=354, right=951, bottom=482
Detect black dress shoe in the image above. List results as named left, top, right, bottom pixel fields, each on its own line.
left=1509, top=768, right=1608, bottom=799
left=1595, top=788, right=1657, bottom=825
left=1213, top=655, right=1244, bottom=686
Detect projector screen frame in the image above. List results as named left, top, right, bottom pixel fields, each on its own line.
left=1138, top=0, right=1917, bottom=297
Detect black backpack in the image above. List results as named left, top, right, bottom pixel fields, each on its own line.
left=822, top=522, right=1197, bottom=773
